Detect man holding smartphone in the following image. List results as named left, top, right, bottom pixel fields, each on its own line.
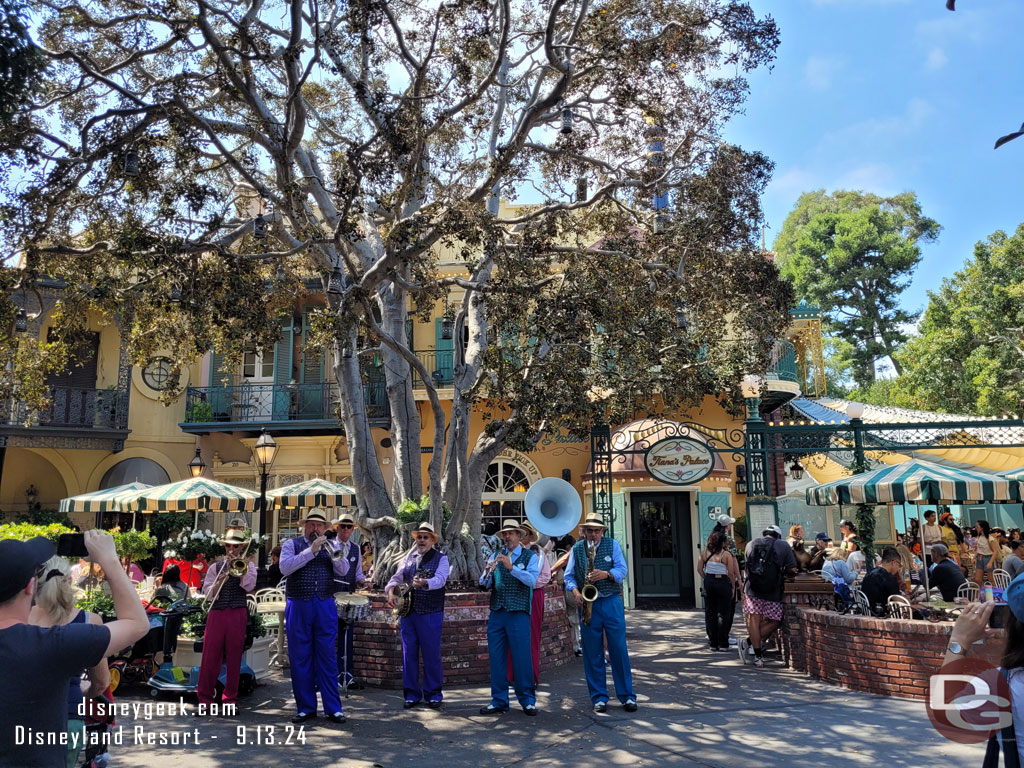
left=0, top=530, right=149, bottom=767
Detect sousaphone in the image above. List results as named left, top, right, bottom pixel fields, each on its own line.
left=524, top=477, right=583, bottom=538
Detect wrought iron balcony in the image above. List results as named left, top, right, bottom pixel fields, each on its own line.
left=1, top=386, right=128, bottom=430
left=411, top=348, right=454, bottom=387
left=182, top=379, right=388, bottom=431
left=767, top=340, right=798, bottom=384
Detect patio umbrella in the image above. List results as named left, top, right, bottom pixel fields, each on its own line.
left=124, top=477, right=260, bottom=514
left=267, top=478, right=355, bottom=509
left=59, top=482, right=152, bottom=515
left=805, top=459, right=1023, bottom=597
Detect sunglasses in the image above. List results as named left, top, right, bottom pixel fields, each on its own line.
left=337, top=524, right=354, bottom=529
left=414, top=535, right=432, bottom=541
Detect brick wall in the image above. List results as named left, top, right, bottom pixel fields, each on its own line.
left=793, top=608, right=1003, bottom=700
left=353, top=586, right=574, bottom=688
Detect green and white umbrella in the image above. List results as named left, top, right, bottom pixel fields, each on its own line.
left=267, top=478, right=355, bottom=509
left=124, top=477, right=260, bottom=513
left=59, top=482, right=152, bottom=515
left=805, top=459, right=1023, bottom=506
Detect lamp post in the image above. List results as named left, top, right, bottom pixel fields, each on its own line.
left=740, top=375, right=770, bottom=498
left=252, top=428, right=279, bottom=569
left=845, top=401, right=868, bottom=473
left=188, top=447, right=206, bottom=478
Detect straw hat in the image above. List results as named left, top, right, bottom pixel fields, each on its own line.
left=413, top=522, right=439, bottom=542
left=580, top=515, right=607, bottom=530
left=219, top=529, right=248, bottom=546
left=332, top=513, right=356, bottom=526
left=300, top=508, right=330, bottom=524
left=498, top=519, right=526, bottom=535
left=519, top=520, right=539, bottom=542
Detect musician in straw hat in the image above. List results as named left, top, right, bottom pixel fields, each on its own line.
left=198, top=528, right=256, bottom=708
left=478, top=520, right=540, bottom=716
left=280, top=508, right=349, bottom=724
left=564, top=515, right=637, bottom=713
left=385, top=521, right=450, bottom=708
left=507, top=520, right=551, bottom=686
left=332, top=512, right=366, bottom=690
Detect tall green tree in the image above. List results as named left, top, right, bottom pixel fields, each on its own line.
left=774, top=190, right=940, bottom=388
left=878, top=224, right=1024, bottom=415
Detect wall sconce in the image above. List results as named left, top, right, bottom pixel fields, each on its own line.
left=188, top=447, right=207, bottom=478
left=788, top=460, right=805, bottom=481
left=25, top=484, right=38, bottom=509
left=735, top=464, right=748, bottom=495
left=561, top=468, right=572, bottom=483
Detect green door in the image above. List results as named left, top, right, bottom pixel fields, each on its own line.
left=630, top=493, right=693, bottom=603
left=434, top=318, right=454, bottom=384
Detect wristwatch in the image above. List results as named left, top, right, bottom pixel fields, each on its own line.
left=948, top=641, right=967, bottom=656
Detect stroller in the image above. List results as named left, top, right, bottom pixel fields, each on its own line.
left=147, top=600, right=258, bottom=698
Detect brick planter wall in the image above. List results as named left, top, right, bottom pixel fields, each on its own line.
left=353, top=586, right=574, bottom=688
left=794, top=608, right=1003, bottom=700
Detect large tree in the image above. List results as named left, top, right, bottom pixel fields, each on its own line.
left=774, top=190, right=940, bottom=389
left=860, top=224, right=1024, bottom=415
left=1, top=0, right=791, bottom=582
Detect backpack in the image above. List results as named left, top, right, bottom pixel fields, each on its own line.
left=746, top=539, right=781, bottom=597
left=832, top=574, right=853, bottom=613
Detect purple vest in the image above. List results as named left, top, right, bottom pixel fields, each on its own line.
left=397, top=547, right=446, bottom=615
left=210, top=560, right=248, bottom=610
left=335, top=541, right=360, bottom=594
left=285, top=536, right=335, bottom=600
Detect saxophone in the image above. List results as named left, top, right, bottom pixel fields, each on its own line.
left=580, top=540, right=599, bottom=626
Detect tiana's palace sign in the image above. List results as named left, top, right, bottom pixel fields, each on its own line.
left=643, top=437, right=715, bottom=485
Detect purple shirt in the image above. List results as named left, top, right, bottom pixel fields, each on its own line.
left=280, top=535, right=350, bottom=579
left=386, top=547, right=450, bottom=591
left=202, top=558, right=258, bottom=594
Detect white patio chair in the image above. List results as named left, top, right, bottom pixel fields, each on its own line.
left=852, top=588, right=871, bottom=616
left=993, top=569, right=1011, bottom=590
left=887, top=594, right=913, bottom=620
left=957, top=582, right=980, bottom=602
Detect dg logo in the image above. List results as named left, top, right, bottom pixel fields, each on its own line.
left=927, top=657, right=1012, bottom=744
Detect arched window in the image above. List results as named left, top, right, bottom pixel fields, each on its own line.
left=100, top=458, right=170, bottom=489
left=481, top=460, right=532, bottom=534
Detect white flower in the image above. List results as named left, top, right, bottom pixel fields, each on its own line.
left=206, top=529, right=212, bottom=536
left=191, top=531, right=203, bottom=539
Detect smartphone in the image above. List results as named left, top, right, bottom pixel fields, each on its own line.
left=56, top=533, right=89, bottom=559
left=990, top=603, right=1010, bottom=629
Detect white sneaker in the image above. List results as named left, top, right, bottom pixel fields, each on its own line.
left=738, top=638, right=749, bottom=664
left=728, top=637, right=738, bottom=646
left=753, top=656, right=764, bottom=669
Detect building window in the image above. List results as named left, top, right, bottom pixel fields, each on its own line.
left=141, top=357, right=177, bottom=392
left=100, top=458, right=170, bottom=488
left=481, top=460, right=531, bottom=534
left=242, top=349, right=274, bottom=380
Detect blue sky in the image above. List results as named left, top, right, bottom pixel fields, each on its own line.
left=726, top=0, right=1024, bottom=319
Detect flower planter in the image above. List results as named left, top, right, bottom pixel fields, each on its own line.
left=244, top=636, right=273, bottom=679
left=174, top=637, right=204, bottom=669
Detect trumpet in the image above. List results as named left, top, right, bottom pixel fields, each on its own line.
left=324, top=530, right=350, bottom=561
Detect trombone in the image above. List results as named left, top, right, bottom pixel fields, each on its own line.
left=207, top=537, right=252, bottom=605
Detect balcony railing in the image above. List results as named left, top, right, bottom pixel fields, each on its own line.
left=183, top=380, right=387, bottom=425
left=1, top=386, right=128, bottom=430
left=767, top=340, right=798, bottom=384
left=411, top=349, right=454, bottom=387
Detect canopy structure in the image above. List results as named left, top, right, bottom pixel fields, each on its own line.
left=124, top=477, right=260, bottom=514
left=59, top=482, right=152, bottom=515
left=805, top=459, right=1023, bottom=507
left=267, top=478, right=355, bottom=509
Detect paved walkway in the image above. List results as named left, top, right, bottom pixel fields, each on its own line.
left=112, top=610, right=984, bottom=767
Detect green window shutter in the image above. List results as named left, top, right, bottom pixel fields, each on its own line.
left=272, top=318, right=295, bottom=420
left=298, top=313, right=325, bottom=418
left=434, top=318, right=453, bottom=384
left=207, top=351, right=231, bottom=419
left=611, top=492, right=630, bottom=606
left=208, top=351, right=227, bottom=387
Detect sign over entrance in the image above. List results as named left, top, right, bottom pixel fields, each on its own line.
left=644, top=437, right=715, bottom=485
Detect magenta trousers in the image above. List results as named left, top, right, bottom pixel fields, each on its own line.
left=198, top=606, right=247, bottom=705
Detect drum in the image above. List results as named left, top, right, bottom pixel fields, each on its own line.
left=333, top=592, right=370, bottom=622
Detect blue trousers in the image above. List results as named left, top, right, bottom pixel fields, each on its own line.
left=580, top=595, right=635, bottom=704
left=400, top=611, right=444, bottom=702
left=285, top=597, right=342, bottom=715
left=487, top=609, right=535, bottom=709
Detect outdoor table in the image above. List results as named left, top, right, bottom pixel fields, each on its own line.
left=256, top=601, right=288, bottom=668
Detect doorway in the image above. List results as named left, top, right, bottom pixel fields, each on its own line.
left=630, top=492, right=694, bottom=605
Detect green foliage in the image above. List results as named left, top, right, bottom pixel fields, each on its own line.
left=184, top=401, right=214, bottom=423
left=854, top=504, right=876, bottom=565
left=179, top=598, right=268, bottom=639
left=13, top=507, right=74, bottom=527
left=0, top=0, right=45, bottom=126
left=76, top=589, right=115, bottom=619
left=862, top=224, right=1024, bottom=415
left=774, top=190, right=940, bottom=389
left=396, top=496, right=452, bottom=528
left=111, top=528, right=156, bottom=564
left=0, top=521, right=74, bottom=542
left=147, top=512, right=198, bottom=541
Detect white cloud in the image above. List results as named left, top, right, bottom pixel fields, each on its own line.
left=925, top=47, right=947, bottom=71
left=916, top=9, right=989, bottom=46
left=805, top=56, right=844, bottom=92
left=832, top=162, right=898, bottom=194
left=771, top=167, right=817, bottom=198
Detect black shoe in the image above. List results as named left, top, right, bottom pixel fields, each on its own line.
left=593, top=701, right=607, bottom=713
left=403, top=700, right=418, bottom=709
left=478, top=705, right=506, bottom=715
left=709, top=645, right=719, bottom=651
left=347, top=681, right=365, bottom=691
left=623, top=699, right=638, bottom=713
left=524, top=705, right=538, bottom=716
left=428, top=701, right=442, bottom=709
left=291, top=713, right=316, bottom=724
left=327, top=712, right=346, bottom=724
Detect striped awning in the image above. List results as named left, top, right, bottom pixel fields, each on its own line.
left=59, top=482, right=152, bottom=514
left=806, top=459, right=1024, bottom=506
left=124, top=477, right=260, bottom=513
left=998, top=466, right=1024, bottom=481
left=267, top=478, right=355, bottom=509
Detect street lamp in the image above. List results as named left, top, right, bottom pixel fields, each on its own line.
left=788, top=460, right=805, bottom=481
left=188, top=447, right=207, bottom=478
left=845, top=401, right=868, bottom=474
left=252, top=429, right=279, bottom=569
